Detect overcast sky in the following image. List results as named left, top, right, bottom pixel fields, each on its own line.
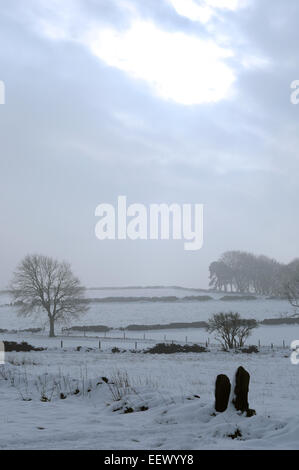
left=0, top=0, right=298, bottom=288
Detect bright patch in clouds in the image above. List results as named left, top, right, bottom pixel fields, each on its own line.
left=88, top=21, right=235, bottom=105
left=167, top=0, right=212, bottom=24
left=167, top=0, right=247, bottom=23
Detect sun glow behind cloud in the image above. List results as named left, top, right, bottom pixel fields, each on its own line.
left=167, top=0, right=248, bottom=23
left=27, top=0, right=257, bottom=105
left=88, top=21, right=235, bottom=105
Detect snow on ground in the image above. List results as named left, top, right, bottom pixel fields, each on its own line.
left=0, top=342, right=299, bottom=449
left=1, top=289, right=299, bottom=449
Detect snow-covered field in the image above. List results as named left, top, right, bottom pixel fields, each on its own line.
left=1, top=287, right=299, bottom=449
left=0, top=288, right=295, bottom=330
left=0, top=345, right=299, bottom=449
left=0, top=287, right=297, bottom=348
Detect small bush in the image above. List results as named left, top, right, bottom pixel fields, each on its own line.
left=144, top=343, right=207, bottom=354
left=240, top=345, right=259, bottom=354
left=3, top=341, right=45, bottom=352
left=207, top=312, right=258, bottom=350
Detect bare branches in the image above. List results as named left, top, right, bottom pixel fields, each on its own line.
left=206, top=312, right=258, bottom=350
left=285, top=278, right=299, bottom=316
left=10, top=254, right=88, bottom=336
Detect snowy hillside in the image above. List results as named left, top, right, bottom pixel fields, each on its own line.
left=0, top=346, right=298, bottom=449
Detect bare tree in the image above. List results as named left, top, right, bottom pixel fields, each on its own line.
left=285, top=279, right=299, bottom=316
left=286, top=283, right=299, bottom=310
left=10, top=254, right=88, bottom=337
left=206, top=312, right=258, bottom=350
left=284, top=259, right=299, bottom=314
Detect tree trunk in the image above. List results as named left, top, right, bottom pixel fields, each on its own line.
left=49, top=317, right=55, bottom=337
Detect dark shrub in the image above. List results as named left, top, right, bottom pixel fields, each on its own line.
left=240, top=345, right=259, bottom=354
left=144, top=343, right=207, bottom=354
left=3, top=341, right=45, bottom=352
left=111, top=347, right=120, bottom=353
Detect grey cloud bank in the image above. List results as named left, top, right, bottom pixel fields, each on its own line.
left=0, top=0, right=298, bottom=288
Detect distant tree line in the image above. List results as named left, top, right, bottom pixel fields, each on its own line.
left=209, top=251, right=299, bottom=296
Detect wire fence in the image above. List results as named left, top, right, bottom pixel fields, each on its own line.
left=1, top=327, right=294, bottom=351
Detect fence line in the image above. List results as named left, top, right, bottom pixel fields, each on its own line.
left=59, top=330, right=291, bottom=349
left=2, top=328, right=293, bottom=351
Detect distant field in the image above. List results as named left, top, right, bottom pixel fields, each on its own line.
left=0, top=287, right=298, bottom=348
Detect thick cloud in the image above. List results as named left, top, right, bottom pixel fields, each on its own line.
left=0, top=0, right=298, bottom=288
